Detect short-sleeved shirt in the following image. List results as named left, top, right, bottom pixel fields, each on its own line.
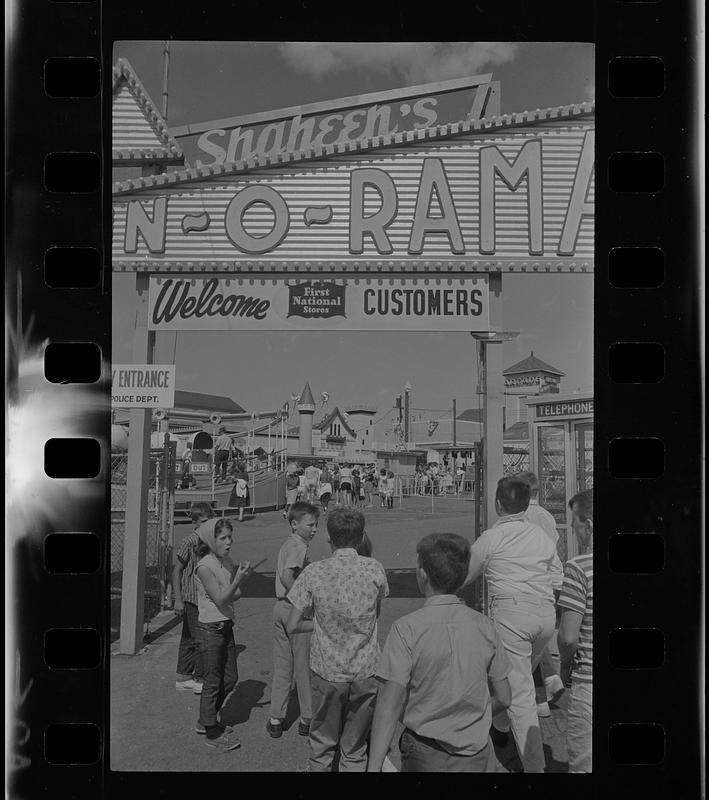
left=215, top=434, right=233, bottom=452
left=195, top=553, right=235, bottom=622
left=275, top=534, right=309, bottom=600
left=176, top=531, right=200, bottom=606
left=286, top=472, right=299, bottom=490
left=304, top=465, right=320, bottom=484
left=525, top=500, right=559, bottom=545
left=288, top=549, right=389, bottom=681
left=471, top=512, right=562, bottom=601
left=377, top=595, right=511, bottom=755
left=558, top=552, right=593, bottom=684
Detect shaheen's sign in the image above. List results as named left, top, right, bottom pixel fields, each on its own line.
left=147, top=276, right=489, bottom=331
left=112, top=109, right=594, bottom=272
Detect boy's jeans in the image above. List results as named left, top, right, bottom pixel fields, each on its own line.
left=176, top=601, right=204, bottom=681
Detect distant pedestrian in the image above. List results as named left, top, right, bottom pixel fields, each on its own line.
left=377, top=469, right=388, bottom=508
left=268, top=502, right=320, bottom=740
left=558, top=489, right=593, bottom=773
left=331, top=465, right=341, bottom=505
left=369, top=533, right=511, bottom=772
left=194, top=518, right=253, bottom=752
left=286, top=508, right=389, bottom=772
left=228, top=462, right=249, bottom=523
left=180, top=446, right=197, bottom=490
left=339, top=464, right=352, bottom=507
left=385, top=470, right=396, bottom=509
left=352, top=469, right=362, bottom=507
left=364, top=471, right=375, bottom=507
left=304, top=462, right=321, bottom=504
left=172, top=502, right=214, bottom=695
left=297, top=469, right=307, bottom=501
left=214, top=428, right=234, bottom=483
left=284, top=465, right=299, bottom=519
left=318, top=476, right=333, bottom=515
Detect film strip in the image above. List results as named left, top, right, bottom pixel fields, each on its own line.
left=5, top=1, right=702, bottom=796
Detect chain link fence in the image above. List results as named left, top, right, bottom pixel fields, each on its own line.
left=110, top=442, right=176, bottom=641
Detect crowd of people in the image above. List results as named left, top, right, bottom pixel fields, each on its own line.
left=171, top=471, right=593, bottom=773
left=284, top=462, right=398, bottom=517
left=412, top=462, right=470, bottom=496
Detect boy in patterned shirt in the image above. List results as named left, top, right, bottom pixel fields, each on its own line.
left=172, top=501, right=214, bottom=693
left=286, top=507, right=389, bottom=772
left=558, top=489, right=593, bottom=773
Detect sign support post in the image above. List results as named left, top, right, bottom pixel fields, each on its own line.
left=472, top=273, right=519, bottom=534
left=119, top=273, right=155, bottom=654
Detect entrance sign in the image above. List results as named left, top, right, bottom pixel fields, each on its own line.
left=170, top=74, right=499, bottom=169
left=112, top=108, right=594, bottom=271
left=147, top=276, right=490, bottom=332
left=112, top=364, right=176, bottom=408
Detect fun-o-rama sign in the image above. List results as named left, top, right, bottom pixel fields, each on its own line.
left=113, top=105, right=594, bottom=273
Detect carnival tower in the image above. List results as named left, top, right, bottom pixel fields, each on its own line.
left=297, top=382, right=316, bottom=455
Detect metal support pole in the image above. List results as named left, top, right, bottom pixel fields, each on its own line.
left=119, top=273, right=155, bottom=654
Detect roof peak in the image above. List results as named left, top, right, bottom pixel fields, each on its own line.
left=112, top=57, right=184, bottom=165
left=503, top=352, right=565, bottom=377
left=298, top=382, right=316, bottom=407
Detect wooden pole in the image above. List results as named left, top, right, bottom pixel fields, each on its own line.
left=119, top=272, right=155, bottom=654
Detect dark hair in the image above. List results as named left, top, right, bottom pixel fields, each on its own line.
left=416, top=533, right=471, bottom=594
left=288, top=501, right=320, bottom=525
left=195, top=518, right=233, bottom=557
left=327, top=507, right=365, bottom=549
left=190, top=501, right=214, bottom=522
left=569, top=489, right=593, bottom=521
left=495, top=477, right=531, bottom=514
left=514, top=471, right=539, bottom=496
left=356, top=531, right=373, bottom=557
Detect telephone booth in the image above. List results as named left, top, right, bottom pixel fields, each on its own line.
left=526, top=395, right=593, bottom=562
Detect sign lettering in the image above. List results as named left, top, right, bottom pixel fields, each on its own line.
left=117, top=135, right=595, bottom=265
left=169, top=75, right=499, bottom=169
left=147, top=277, right=490, bottom=332
left=535, top=399, right=593, bottom=418
left=112, top=364, right=176, bottom=408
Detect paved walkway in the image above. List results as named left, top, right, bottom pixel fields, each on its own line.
left=110, top=498, right=571, bottom=772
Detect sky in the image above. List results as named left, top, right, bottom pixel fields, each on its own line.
left=112, top=42, right=594, bottom=433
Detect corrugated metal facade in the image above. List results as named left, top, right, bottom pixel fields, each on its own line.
left=112, top=116, right=594, bottom=271
left=112, top=84, right=167, bottom=152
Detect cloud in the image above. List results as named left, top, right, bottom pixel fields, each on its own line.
left=279, top=42, right=519, bottom=84
left=584, top=79, right=595, bottom=102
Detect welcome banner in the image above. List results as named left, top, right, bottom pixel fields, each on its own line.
left=147, top=276, right=490, bottom=332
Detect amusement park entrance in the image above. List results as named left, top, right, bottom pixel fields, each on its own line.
left=112, top=78, right=594, bottom=653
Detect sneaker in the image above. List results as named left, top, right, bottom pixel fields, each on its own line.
left=204, top=731, right=241, bottom=752
left=175, top=679, right=200, bottom=692
left=537, top=701, right=552, bottom=718
left=298, top=719, right=310, bottom=737
left=192, top=681, right=203, bottom=695
left=266, top=720, right=283, bottom=738
left=195, top=722, right=235, bottom=735
left=544, top=674, right=565, bottom=704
